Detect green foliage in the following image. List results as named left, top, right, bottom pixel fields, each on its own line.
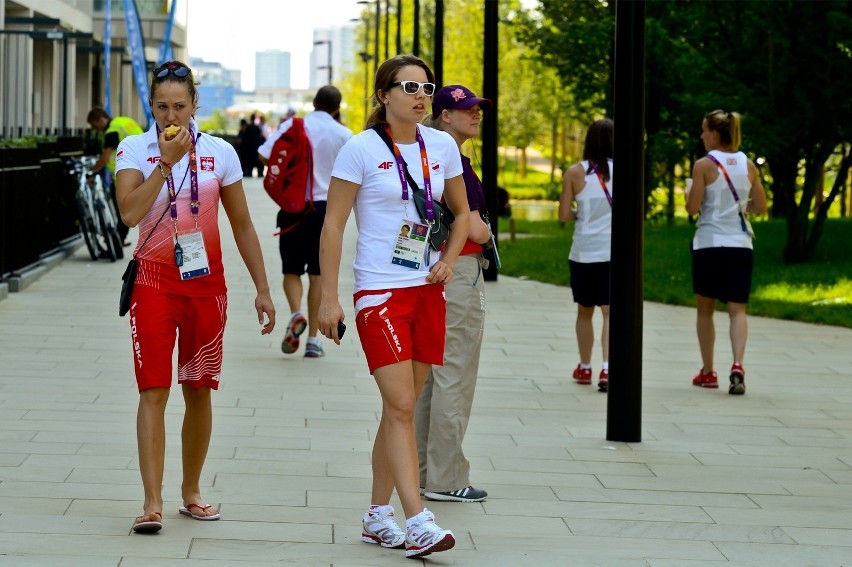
left=526, top=0, right=852, bottom=262
left=496, top=218, right=852, bottom=328
left=0, top=135, right=56, bottom=148
left=199, top=109, right=231, bottom=135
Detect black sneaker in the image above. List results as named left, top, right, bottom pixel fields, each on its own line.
left=729, top=363, right=746, bottom=395
left=423, top=486, right=487, bottom=503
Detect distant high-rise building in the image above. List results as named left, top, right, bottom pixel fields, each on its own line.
left=256, top=50, right=291, bottom=90
left=310, top=25, right=357, bottom=89
left=189, top=57, right=239, bottom=120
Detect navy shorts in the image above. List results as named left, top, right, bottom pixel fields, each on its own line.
left=691, top=246, right=753, bottom=303
left=569, top=260, right=611, bottom=307
left=277, top=201, right=326, bottom=276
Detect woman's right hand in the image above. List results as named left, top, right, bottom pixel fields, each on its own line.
left=157, top=126, right=191, bottom=167
left=318, top=299, right=345, bottom=344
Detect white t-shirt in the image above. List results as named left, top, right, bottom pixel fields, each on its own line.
left=693, top=150, right=753, bottom=250
left=257, top=111, right=352, bottom=202
left=114, top=120, right=242, bottom=295
left=569, top=159, right=613, bottom=263
left=331, top=126, right=463, bottom=292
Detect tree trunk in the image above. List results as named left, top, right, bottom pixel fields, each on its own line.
left=550, top=119, right=558, bottom=184
left=805, top=145, right=852, bottom=258
left=519, top=147, right=527, bottom=181
left=783, top=146, right=834, bottom=263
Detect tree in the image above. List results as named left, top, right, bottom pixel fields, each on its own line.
left=526, top=0, right=852, bottom=261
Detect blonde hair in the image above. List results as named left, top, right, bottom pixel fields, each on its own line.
left=704, top=109, right=742, bottom=151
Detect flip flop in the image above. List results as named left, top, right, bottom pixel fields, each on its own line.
left=179, top=503, right=221, bottom=521
left=132, top=511, right=162, bottom=533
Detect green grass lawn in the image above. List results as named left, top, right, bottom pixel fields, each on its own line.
left=496, top=217, right=852, bottom=328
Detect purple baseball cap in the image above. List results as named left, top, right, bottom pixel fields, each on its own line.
left=431, top=85, right=492, bottom=118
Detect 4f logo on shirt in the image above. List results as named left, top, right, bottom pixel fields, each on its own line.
left=378, top=161, right=393, bottom=170
left=727, top=158, right=737, bottom=166
left=200, top=156, right=214, bottom=171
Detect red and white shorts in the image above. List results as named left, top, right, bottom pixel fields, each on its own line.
left=128, top=284, right=227, bottom=391
left=353, top=284, right=446, bottom=374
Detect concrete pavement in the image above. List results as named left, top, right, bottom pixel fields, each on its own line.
left=1, top=176, right=851, bottom=566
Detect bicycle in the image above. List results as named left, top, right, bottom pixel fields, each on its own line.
left=66, top=156, right=124, bottom=262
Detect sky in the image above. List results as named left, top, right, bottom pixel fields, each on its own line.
left=185, top=0, right=368, bottom=91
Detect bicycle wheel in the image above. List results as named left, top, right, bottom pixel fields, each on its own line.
left=103, top=200, right=125, bottom=260
left=76, top=195, right=98, bottom=261
left=96, top=206, right=118, bottom=262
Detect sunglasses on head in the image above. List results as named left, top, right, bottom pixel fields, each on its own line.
left=153, top=63, right=190, bottom=79
left=390, top=81, right=435, bottom=96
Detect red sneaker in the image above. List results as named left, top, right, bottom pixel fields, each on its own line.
left=729, top=363, right=746, bottom=395
left=598, top=369, right=608, bottom=392
left=572, top=365, right=592, bottom=385
left=692, top=368, right=718, bottom=388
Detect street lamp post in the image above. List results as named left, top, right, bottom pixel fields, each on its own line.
left=351, top=14, right=373, bottom=123
left=357, top=0, right=380, bottom=82
left=313, top=39, right=333, bottom=85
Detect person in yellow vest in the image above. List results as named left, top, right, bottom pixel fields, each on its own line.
left=87, top=107, right=144, bottom=245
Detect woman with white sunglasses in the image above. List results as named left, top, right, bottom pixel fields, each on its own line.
left=318, top=54, right=470, bottom=558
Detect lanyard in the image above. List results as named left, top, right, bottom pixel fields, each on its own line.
left=706, top=153, right=749, bottom=234
left=384, top=125, right=435, bottom=221
left=590, top=160, right=612, bottom=207
left=161, top=129, right=200, bottom=232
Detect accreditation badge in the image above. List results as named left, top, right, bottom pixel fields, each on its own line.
left=175, top=230, right=211, bottom=280
left=391, top=219, right=429, bottom=270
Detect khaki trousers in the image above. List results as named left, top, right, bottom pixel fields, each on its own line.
left=415, top=254, right=486, bottom=491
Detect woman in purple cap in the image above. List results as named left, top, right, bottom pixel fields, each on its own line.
left=416, top=84, right=492, bottom=504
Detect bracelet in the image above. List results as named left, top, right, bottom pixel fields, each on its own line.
left=159, top=159, right=172, bottom=169
left=157, top=161, right=171, bottom=179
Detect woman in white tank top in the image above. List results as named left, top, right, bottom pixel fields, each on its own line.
left=559, top=118, right=614, bottom=392
left=685, top=110, right=767, bottom=395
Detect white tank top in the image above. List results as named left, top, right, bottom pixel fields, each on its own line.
left=569, top=159, right=613, bottom=263
left=693, top=150, right=753, bottom=250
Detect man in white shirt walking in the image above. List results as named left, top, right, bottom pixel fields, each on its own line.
left=259, top=86, right=353, bottom=357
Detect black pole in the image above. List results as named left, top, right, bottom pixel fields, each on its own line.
left=374, top=0, right=380, bottom=75
left=434, top=0, right=444, bottom=87
left=607, top=0, right=645, bottom=443
left=384, top=0, right=390, bottom=59
left=482, top=0, right=498, bottom=282
left=363, top=17, right=371, bottom=121
left=413, top=0, right=420, bottom=56
left=396, top=0, right=402, bottom=55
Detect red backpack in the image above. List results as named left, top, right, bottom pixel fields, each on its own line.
left=263, top=117, right=314, bottom=215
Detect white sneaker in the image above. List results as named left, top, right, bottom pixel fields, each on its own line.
left=405, top=508, right=455, bottom=558
left=361, top=505, right=405, bottom=548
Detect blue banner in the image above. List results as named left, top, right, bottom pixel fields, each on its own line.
left=158, top=0, right=177, bottom=65
left=122, top=0, right=152, bottom=128
left=104, top=0, right=112, bottom=115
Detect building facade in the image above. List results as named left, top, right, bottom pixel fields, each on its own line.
left=255, top=49, right=290, bottom=90
left=1, top=0, right=188, bottom=138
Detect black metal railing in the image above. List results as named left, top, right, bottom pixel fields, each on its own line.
left=0, top=137, right=84, bottom=277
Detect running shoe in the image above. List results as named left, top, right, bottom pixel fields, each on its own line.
left=361, top=505, right=405, bottom=548
left=304, top=342, right=325, bottom=358
left=572, top=365, right=592, bottom=385
left=692, top=368, right=718, bottom=388
left=729, top=363, right=746, bottom=395
left=281, top=312, right=308, bottom=354
left=424, top=485, right=487, bottom=503
left=598, top=369, right=608, bottom=392
left=405, top=509, right=455, bottom=558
